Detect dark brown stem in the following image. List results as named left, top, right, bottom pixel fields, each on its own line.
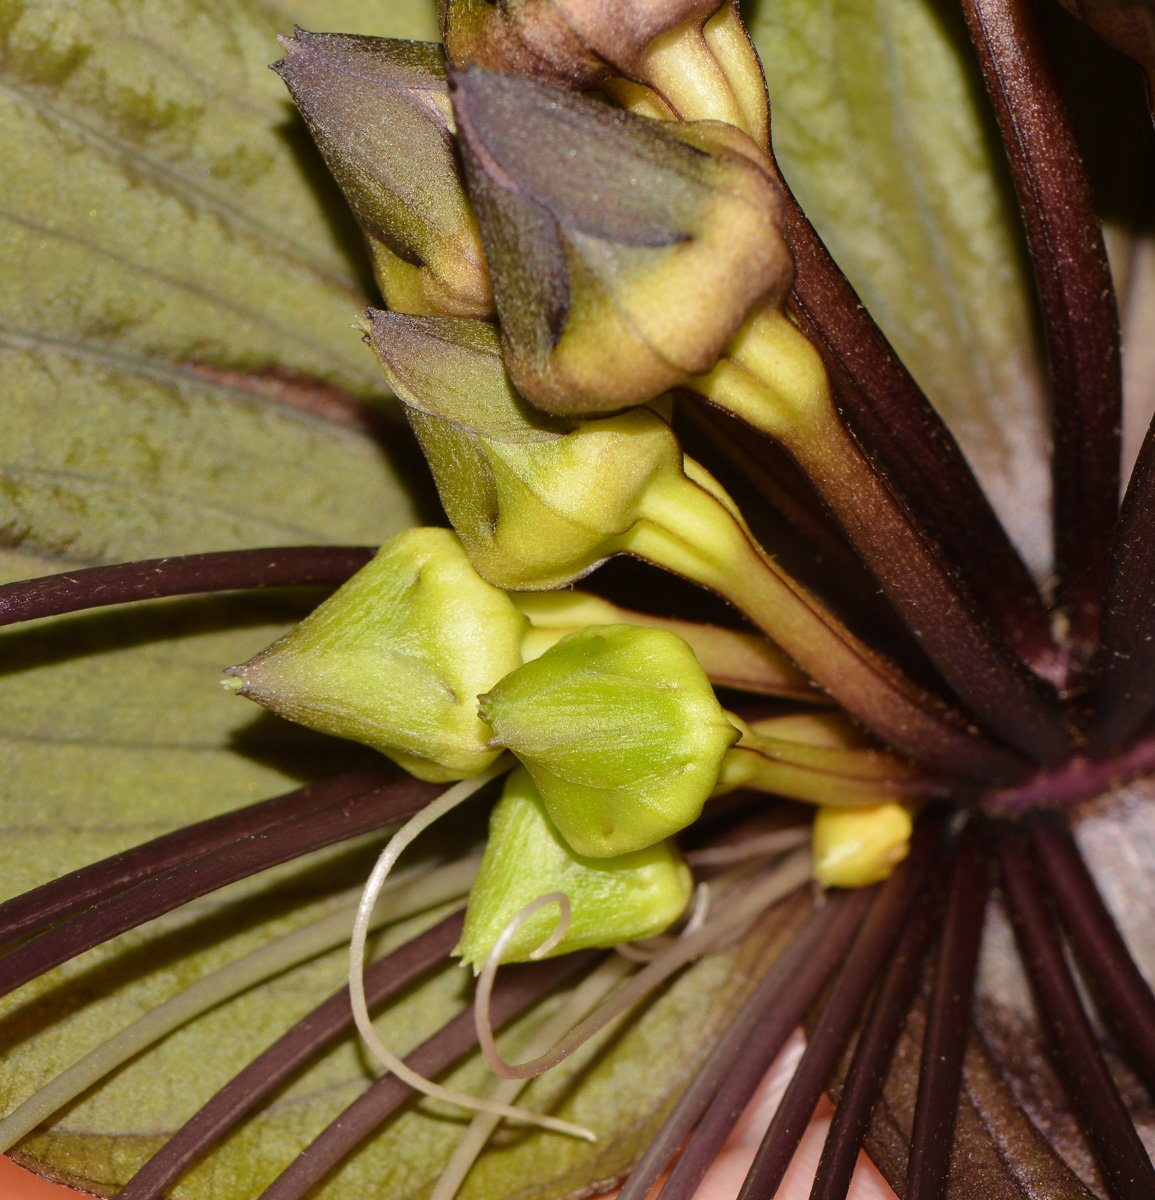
left=0, top=774, right=440, bottom=1001
left=735, top=816, right=945, bottom=1200
left=772, top=183, right=1058, bottom=675
left=0, top=547, right=374, bottom=627
left=809, top=869, right=944, bottom=1200
left=629, top=887, right=874, bottom=1200
left=1089, top=415, right=1155, bottom=749
left=1030, top=811, right=1155, bottom=1087
left=959, top=0, right=1122, bottom=652
left=906, top=831, right=990, bottom=1200
left=115, top=912, right=466, bottom=1200
left=0, top=770, right=396, bottom=947
left=995, top=823, right=1155, bottom=1200
left=255, top=950, right=600, bottom=1200
left=788, top=410, right=1068, bottom=767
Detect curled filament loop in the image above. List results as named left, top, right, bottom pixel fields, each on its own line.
left=347, top=759, right=596, bottom=1142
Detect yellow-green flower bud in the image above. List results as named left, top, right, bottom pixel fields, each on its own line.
left=478, top=625, right=739, bottom=856
left=368, top=311, right=686, bottom=590
left=272, top=31, right=492, bottom=318
left=224, top=528, right=526, bottom=782
left=450, top=66, right=792, bottom=415
left=456, top=766, right=693, bottom=969
left=811, top=803, right=914, bottom=888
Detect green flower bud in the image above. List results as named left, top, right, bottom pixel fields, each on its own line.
left=368, top=311, right=686, bottom=590
left=272, top=31, right=492, bottom=318
left=225, top=528, right=526, bottom=782
left=477, top=625, right=739, bottom=856
left=450, top=66, right=792, bottom=414
left=456, top=766, right=693, bottom=970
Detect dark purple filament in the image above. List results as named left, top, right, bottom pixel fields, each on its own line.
left=0, top=547, right=373, bottom=627
left=0, top=775, right=439, bottom=1001
left=629, top=887, right=874, bottom=1200
left=734, top=818, right=944, bottom=1200
left=995, top=823, right=1155, bottom=1200
left=906, top=831, right=989, bottom=1200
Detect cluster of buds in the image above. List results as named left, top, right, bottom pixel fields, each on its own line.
left=228, top=528, right=932, bottom=960
left=250, top=0, right=1006, bottom=970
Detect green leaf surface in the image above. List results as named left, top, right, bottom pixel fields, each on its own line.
left=0, top=0, right=436, bottom=400
left=746, top=0, right=1053, bottom=572
left=252, top=0, right=440, bottom=41
left=0, top=335, right=419, bottom=564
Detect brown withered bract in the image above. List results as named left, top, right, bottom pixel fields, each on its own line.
left=450, top=67, right=793, bottom=414
left=439, top=0, right=726, bottom=88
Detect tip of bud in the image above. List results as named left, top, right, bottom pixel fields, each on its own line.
left=440, top=0, right=608, bottom=88
left=440, top=0, right=728, bottom=87
left=274, top=31, right=493, bottom=318
left=227, top=528, right=527, bottom=782
left=811, top=804, right=913, bottom=888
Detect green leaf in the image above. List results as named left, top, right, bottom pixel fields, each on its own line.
left=0, top=336, right=419, bottom=564
left=746, top=0, right=1053, bottom=573
left=0, top=545, right=384, bottom=895
left=252, top=0, right=440, bottom=41
left=0, top=0, right=435, bottom=400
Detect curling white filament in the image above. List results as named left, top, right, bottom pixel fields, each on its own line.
left=473, top=891, right=572, bottom=1074
left=474, top=845, right=812, bottom=1081
left=431, top=952, right=633, bottom=1200
left=347, top=758, right=596, bottom=1143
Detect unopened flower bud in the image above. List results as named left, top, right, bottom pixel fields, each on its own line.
left=478, top=625, right=739, bottom=857
left=450, top=67, right=792, bottom=414
left=224, top=528, right=526, bottom=782
left=811, top=803, right=913, bottom=888
left=273, top=30, right=492, bottom=318
left=368, top=311, right=685, bottom=590
left=456, top=766, right=692, bottom=969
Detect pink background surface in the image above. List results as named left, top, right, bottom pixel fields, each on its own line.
left=1, top=1156, right=80, bottom=1198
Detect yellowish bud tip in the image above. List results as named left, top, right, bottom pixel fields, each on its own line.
left=811, top=803, right=914, bottom=889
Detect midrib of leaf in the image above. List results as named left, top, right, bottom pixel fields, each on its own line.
left=0, top=77, right=363, bottom=298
